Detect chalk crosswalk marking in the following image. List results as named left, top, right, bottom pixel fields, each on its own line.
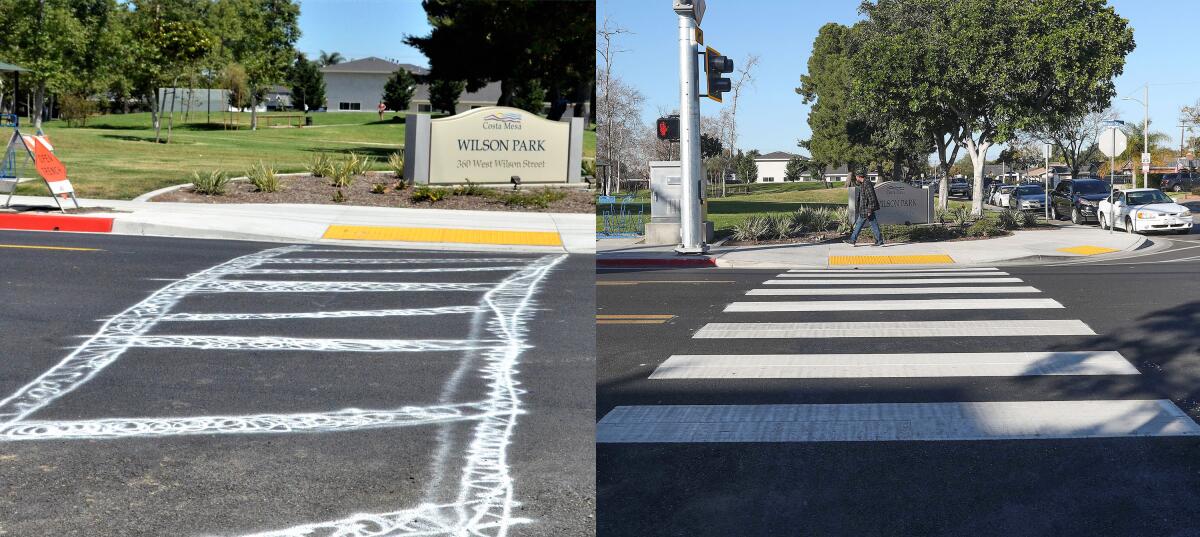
left=648, top=351, right=1139, bottom=379
left=763, top=277, right=1024, bottom=285
left=776, top=271, right=1010, bottom=278
left=747, top=286, right=1042, bottom=296
left=725, top=298, right=1063, bottom=312
left=693, top=320, right=1096, bottom=339
left=595, top=400, right=1200, bottom=443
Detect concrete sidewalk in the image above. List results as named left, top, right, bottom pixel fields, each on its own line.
left=599, top=225, right=1156, bottom=268
left=1, top=195, right=594, bottom=254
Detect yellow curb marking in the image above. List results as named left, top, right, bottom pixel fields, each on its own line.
left=0, top=244, right=101, bottom=252
left=597, top=280, right=734, bottom=286
left=829, top=254, right=955, bottom=265
left=596, top=314, right=675, bottom=325
left=1057, top=245, right=1119, bottom=256
left=322, top=225, right=562, bottom=246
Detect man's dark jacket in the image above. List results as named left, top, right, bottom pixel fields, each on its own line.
left=857, top=180, right=881, bottom=216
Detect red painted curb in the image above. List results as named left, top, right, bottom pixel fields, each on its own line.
left=596, top=257, right=716, bottom=268
left=0, top=213, right=114, bottom=233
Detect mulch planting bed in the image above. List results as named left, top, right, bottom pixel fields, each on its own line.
left=151, top=172, right=595, bottom=213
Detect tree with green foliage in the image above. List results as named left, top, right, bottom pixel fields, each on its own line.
left=383, top=68, right=416, bottom=114
left=0, top=0, right=87, bottom=128
left=317, top=50, right=343, bottom=67
left=700, top=133, right=723, bottom=160
left=405, top=0, right=592, bottom=118
left=288, top=53, right=325, bottom=112
left=428, top=78, right=464, bottom=115
left=510, top=78, right=546, bottom=115
left=796, top=23, right=875, bottom=181
left=734, top=150, right=759, bottom=183
left=785, top=156, right=807, bottom=182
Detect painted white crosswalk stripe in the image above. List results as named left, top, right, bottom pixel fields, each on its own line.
left=648, top=351, right=1138, bottom=379
left=776, top=271, right=1010, bottom=278
left=595, top=400, right=1200, bottom=443
left=747, top=286, right=1042, bottom=296
left=693, top=319, right=1095, bottom=339
left=725, top=298, right=1062, bottom=312
left=763, top=277, right=1024, bottom=285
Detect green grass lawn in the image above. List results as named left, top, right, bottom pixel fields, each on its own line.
left=18, top=111, right=598, bottom=200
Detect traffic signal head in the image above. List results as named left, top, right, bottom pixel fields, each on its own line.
left=656, top=115, right=680, bottom=141
left=705, top=47, right=733, bottom=103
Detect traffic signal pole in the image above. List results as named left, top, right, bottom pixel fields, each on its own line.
left=675, top=9, right=706, bottom=254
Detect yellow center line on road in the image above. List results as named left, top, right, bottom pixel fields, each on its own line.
left=596, top=314, right=676, bottom=325
left=0, top=244, right=101, bottom=252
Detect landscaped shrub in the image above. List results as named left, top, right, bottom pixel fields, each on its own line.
left=908, top=225, right=960, bottom=242
left=831, top=207, right=851, bottom=234
left=191, top=170, right=229, bottom=195
left=496, top=189, right=567, bottom=208
left=246, top=161, right=280, bottom=193
left=370, top=183, right=388, bottom=194
left=768, top=213, right=795, bottom=240
left=1020, top=210, right=1039, bottom=227
left=934, top=208, right=950, bottom=224
left=950, top=206, right=972, bottom=228
left=387, top=152, right=405, bottom=178
left=732, top=215, right=770, bottom=242
left=60, top=94, right=97, bottom=127
left=332, top=188, right=347, bottom=203
left=307, top=153, right=335, bottom=178
left=411, top=185, right=448, bottom=203
left=966, top=219, right=1003, bottom=237
left=998, top=209, right=1022, bottom=230
left=344, top=152, right=373, bottom=176
left=454, top=179, right=486, bottom=197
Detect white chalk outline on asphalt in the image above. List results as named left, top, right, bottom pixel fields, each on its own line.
left=0, top=245, right=567, bottom=537
left=595, top=400, right=1200, bottom=443
left=692, top=320, right=1096, bottom=339
left=234, top=266, right=526, bottom=274
left=724, top=298, right=1063, bottom=312
left=261, top=257, right=531, bottom=265
left=648, top=351, right=1139, bottom=379
left=775, top=271, right=1010, bottom=278
left=157, top=306, right=487, bottom=322
left=747, top=286, right=1042, bottom=296
left=191, top=280, right=495, bottom=293
left=762, top=277, right=1024, bottom=285
left=89, top=335, right=506, bottom=353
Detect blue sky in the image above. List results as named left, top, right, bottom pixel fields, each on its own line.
left=597, top=0, right=1200, bottom=159
left=296, top=0, right=432, bottom=67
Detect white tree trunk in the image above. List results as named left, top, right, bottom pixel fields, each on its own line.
left=964, top=137, right=992, bottom=216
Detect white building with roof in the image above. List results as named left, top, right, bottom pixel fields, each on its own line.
left=753, top=151, right=802, bottom=182
left=321, top=56, right=503, bottom=114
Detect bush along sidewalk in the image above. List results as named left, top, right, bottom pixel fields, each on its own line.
left=729, top=206, right=1046, bottom=245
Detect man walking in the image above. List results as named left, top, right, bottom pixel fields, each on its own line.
left=846, top=172, right=884, bottom=246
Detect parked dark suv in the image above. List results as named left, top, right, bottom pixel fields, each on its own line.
left=1050, top=178, right=1111, bottom=224
left=948, top=178, right=970, bottom=198
left=1160, top=173, right=1197, bottom=193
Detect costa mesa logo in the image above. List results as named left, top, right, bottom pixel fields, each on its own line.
left=483, top=111, right=523, bottom=130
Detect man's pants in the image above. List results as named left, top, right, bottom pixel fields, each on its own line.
left=850, top=212, right=882, bottom=244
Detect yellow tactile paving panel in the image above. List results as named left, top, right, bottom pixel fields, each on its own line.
left=829, top=254, right=955, bottom=265
left=322, top=225, right=562, bottom=246
left=596, top=314, right=675, bottom=325
left=1057, top=245, right=1118, bottom=256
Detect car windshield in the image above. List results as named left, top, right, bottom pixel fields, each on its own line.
left=1000, top=186, right=1015, bottom=192
left=1126, top=190, right=1173, bottom=205
left=1015, top=186, right=1043, bottom=196
left=1073, top=181, right=1109, bottom=194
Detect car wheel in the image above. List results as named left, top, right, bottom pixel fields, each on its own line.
left=1049, top=206, right=1058, bottom=220
left=1172, top=184, right=1183, bottom=192
left=1126, top=218, right=1136, bottom=234
left=1071, top=208, right=1082, bottom=224
left=1099, top=213, right=1107, bottom=229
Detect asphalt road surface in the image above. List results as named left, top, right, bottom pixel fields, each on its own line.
left=0, top=230, right=593, bottom=537
left=597, top=233, right=1200, bottom=537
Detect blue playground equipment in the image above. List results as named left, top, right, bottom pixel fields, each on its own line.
left=597, top=194, right=645, bottom=238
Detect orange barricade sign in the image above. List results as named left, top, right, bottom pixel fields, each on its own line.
left=31, top=138, right=67, bottom=182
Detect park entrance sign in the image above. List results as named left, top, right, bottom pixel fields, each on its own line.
left=404, top=106, right=584, bottom=185
left=849, top=181, right=934, bottom=225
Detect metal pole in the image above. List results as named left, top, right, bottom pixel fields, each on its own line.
left=1143, top=84, right=1149, bottom=189
left=675, top=11, right=706, bottom=254
left=1044, top=143, right=1050, bottom=219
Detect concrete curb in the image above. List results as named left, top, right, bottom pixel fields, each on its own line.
left=597, top=257, right=717, bottom=268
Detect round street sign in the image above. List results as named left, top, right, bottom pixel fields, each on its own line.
left=1099, top=127, right=1127, bottom=158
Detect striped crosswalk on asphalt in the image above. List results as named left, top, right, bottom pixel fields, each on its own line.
left=598, top=265, right=1199, bottom=445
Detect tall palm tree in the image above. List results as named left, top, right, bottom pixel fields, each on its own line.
left=318, top=50, right=345, bottom=67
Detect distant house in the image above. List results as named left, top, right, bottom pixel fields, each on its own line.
left=753, top=151, right=802, bottom=182
left=813, top=164, right=882, bottom=183
left=321, top=56, right=504, bottom=114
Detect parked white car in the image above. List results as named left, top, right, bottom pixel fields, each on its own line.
left=1097, top=188, right=1193, bottom=234
left=991, top=185, right=1016, bottom=207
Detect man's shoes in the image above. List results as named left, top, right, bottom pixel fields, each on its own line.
left=874, top=242, right=884, bottom=246
left=843, top=240, right=857, bottom=247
